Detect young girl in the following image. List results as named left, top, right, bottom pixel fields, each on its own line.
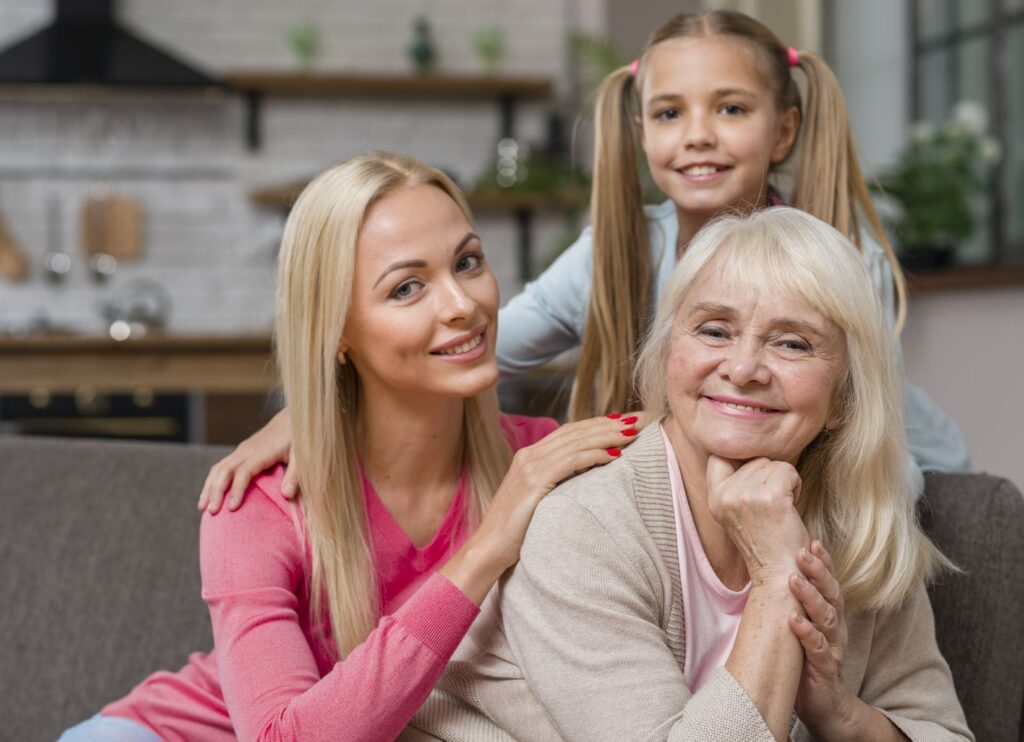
left=199, top=9, right=967, bottom=513
left=60, top=152, right=636, bottom=741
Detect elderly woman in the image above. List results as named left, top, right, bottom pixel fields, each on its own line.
left=408, top=208, right=972, bottom=741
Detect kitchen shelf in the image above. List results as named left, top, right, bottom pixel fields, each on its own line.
left=223, top=72, right=553, bottom=150
left=249, top=182, right=583, bottom=212
left=0, top=333, right=275, bottom=394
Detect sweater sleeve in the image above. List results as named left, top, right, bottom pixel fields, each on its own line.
left=495, top=228, right=593, bottom=380
left=858, top=581, right=974, bottom=741
left=199, top=485, right=479, bottom=742
left=499, top=491, right=774, bottom=742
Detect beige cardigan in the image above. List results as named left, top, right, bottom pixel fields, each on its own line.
left=407, top=426, right=973, bottom=741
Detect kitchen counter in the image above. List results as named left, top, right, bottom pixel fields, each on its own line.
left=0, top=333, right=276, bottom=394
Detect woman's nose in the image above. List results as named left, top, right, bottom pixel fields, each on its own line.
left=719, top=340, right=771, bottom=386
left=438, top=278, right=475, bottom=321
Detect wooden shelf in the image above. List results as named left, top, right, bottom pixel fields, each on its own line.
left=224, top=72, right=552, bottom=98
left=0, top=334, right=275, bottom=394
left=225, top=72, right=554, bottom=150
left=906, top=264, right=1024, bottom=292
left=250, top=182, right=584, bottom=213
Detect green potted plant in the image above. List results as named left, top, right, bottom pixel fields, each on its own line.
left=872, top=101, right=1001, bottom=270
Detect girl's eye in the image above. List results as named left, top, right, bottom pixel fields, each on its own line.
left=655, top=107, right=681, bottom=121
left=720, top=103, right=746, bottom=116
left=390, top=279, right=423, bottom=301
left=455, top=252, right=484, bottom=272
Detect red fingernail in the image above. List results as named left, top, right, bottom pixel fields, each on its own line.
left=606, top=413, right=622, bottom=419
left=606, top=447, right=621, bottom=457
left=621, top=428, right=638, bottom=437
left=621, top=416, right=638, bottom=425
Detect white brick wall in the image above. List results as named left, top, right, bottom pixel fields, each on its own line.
left=0, top=0, right=578, bottom=334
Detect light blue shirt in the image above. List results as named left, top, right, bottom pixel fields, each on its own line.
left=496, top=200, right=971, bottom=486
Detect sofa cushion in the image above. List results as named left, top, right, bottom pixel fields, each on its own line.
left=0, top=435, right=227, bottom=741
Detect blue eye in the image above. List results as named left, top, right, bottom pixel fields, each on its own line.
left=456, top=252, right=484, bottom=272
left=390, top=279, right=423, bottom=300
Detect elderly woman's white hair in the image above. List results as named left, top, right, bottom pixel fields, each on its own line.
left=636, top=207, right=952, bottom=611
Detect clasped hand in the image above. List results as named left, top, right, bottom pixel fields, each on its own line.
left=707, top=456, right=854, bottom=735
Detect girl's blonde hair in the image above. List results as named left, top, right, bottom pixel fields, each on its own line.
left=636, top=207, right=947, bottom=611
left=276, top=151, right=512, bottom=658
left=571, top=9, right=907, bottom=421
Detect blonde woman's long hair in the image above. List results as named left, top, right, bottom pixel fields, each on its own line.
left=276, top=151, right=512, bottom=658
left=570, top=9, right=908, bottom=421
left=636, top=208, right=948, bottom=611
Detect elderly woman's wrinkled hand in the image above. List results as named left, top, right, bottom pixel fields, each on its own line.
left=788, top=540, right=857, bottom=737
left=706, top=455, right=811, bottom=585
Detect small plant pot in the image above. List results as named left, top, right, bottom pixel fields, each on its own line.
left=898, top=243, right=955, bottom=273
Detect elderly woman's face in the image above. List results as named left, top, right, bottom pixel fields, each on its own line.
left=665, top=267, right=846, bottom=465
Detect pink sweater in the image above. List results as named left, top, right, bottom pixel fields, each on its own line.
left=102, top=414, right=557, bottom=741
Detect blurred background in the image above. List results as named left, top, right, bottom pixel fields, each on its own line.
left=0, top=0, right=1020, bottom=487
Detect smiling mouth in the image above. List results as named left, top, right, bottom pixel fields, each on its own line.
left=707, top=396, right=781, bottom=413
left=430, top=333, right=484, bottom=356
left=681, top=164, right=729, bottom=176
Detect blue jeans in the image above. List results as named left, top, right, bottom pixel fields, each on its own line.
left=58, top=714, right=162, bottom=742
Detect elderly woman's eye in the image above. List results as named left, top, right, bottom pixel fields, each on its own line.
left=697, top=324, right=729, bottom=339
left=778, top=337, right=812, bottom=352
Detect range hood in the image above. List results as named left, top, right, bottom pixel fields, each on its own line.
left=0, top=0, right=223, bottom=89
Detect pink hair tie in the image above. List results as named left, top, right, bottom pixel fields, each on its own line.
left=786, top=47, right=799, bottom=67
left=629, top=58, right=639, bottom=77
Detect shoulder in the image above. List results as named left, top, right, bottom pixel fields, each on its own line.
left=500, top=413, right=559, bottom=451
left=200, top=465, right=305, bottom=586
left=644, top=199, right=676, bottom=226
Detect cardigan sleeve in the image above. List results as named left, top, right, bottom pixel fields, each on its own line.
left=499, top=490, right=775, bottom=742
left=495, top=228, right=593, bottom=380
left=857, top=581, right=974, bottom=741
left=199, top=484, right=479, bottom=742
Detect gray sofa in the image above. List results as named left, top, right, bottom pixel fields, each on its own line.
left=1, top=435, right=1022, bottom=741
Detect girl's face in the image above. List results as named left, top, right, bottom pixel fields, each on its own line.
left=638, top=36, right=799, bottom=223
left=341, top=183, right=500, bottom=402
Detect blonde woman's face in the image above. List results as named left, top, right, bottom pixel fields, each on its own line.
left=341, top=184, right=500, bottom=400
left=664, top=267, right=845, bottom=465
left=638, top=36, right=798, bottom=224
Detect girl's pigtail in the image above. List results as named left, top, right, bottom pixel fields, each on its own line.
left=791, top=51, right=907, bottom=333
left=570, top=65, right=652, bottom=420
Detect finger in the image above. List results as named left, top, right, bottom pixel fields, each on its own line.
left=227, top=467, right=255, bottom=511
left=281, top=464, right=299, bottom=499
left=554, top=447, right=623, bottom=486
left=789, top=612, right=834, bottom=670
left=798, top=547, right=844, bottom=609
left=764, top=463, right=801, bottom=503
left=204, top=465, right=233, bottom=515
left=790, top=572, right=840, bottom=639
left=706, top=455, right=739, bottom=492
left=811, top=540, right=836, bottom=575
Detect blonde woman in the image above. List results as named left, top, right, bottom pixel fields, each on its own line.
left=59, top=152, right=637, bottom=742
left=197, top=9, right=967, bottom=515
left=410, top=208, right=972, bottom=741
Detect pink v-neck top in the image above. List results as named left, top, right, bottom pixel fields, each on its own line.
left=661, top=425, right=751, bottom=693
left=102, top=413, right=558, bottom=742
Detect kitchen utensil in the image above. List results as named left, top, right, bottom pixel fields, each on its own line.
left=82, top=191, right=143, bottom=263
left=0, top=209, right=29, bottom=282
left=42, top=197, right=70, bottom=284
